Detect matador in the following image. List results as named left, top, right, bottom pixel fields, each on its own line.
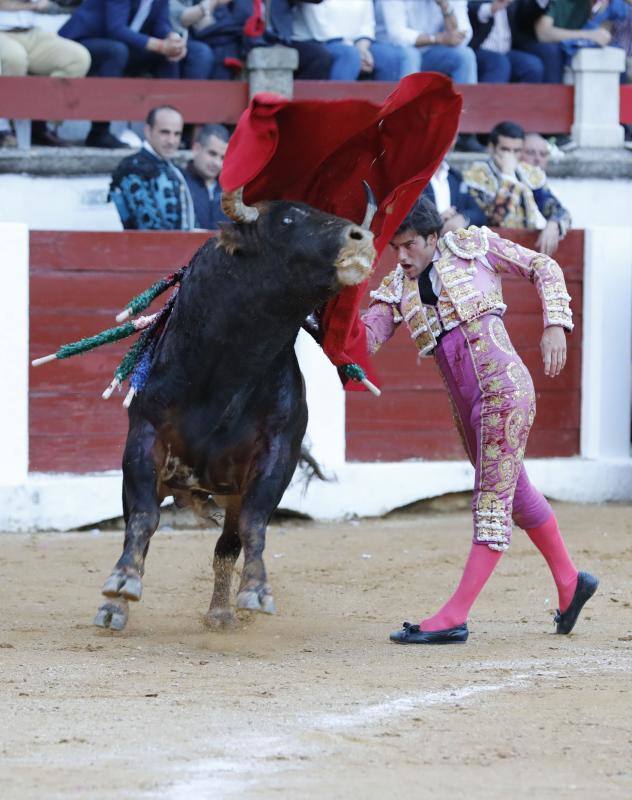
left=361, top=197, right=598, bottom=644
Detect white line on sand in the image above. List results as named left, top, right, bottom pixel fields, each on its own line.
left=158, top=650, right=630, bottom=799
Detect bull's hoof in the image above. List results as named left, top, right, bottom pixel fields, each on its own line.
left=94, top=598, right=129, bottom=631
left=236, top=588, right=276, bottom=615
left=203, top=607, right=237, bottom=629
left=101, top=569, right=143, bottom=601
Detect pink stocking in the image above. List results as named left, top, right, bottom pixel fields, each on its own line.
left=526, top=513, right=578, bottom=612
left=420, top=543, right=502, bottom=631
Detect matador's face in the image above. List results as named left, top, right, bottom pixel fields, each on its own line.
left=389, top=228, right=437, bottom=279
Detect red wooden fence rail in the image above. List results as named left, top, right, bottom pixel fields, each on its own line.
left=0, top=76, right=574, bottom=133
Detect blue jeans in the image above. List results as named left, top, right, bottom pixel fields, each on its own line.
left=323, top=39, right=407, bottom=80
left=420, top=44, right=477, bottom=84
left=477, top=48, right=544, bottom=83
left=80, top=38, right=129, bottom=77
left=180, top=39, right=214, bottom=79
left=514, top=40, right=565, bottom=83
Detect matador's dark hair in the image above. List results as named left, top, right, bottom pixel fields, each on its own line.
left=489, top=120, right=525, bottom=145
left=395, top=196, right=443, bottom=239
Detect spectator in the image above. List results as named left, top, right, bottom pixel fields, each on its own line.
left=190, top=0, right=250, bottom=78
left=523, top=131, right=550, bottom=169
left=511, top=0, right=610, bottom=83
left=59, top=0, right=203, bottom=147
left=422, top=156, right=488, bottom=232
left=468, top=0, right=545, bottom=82
left=266, top=0, right=332, bottom=79
left=292, top=0, right=407, bottom=81
left=169, top=0, right=225, bottom=77
left=183, top=123, right=229, bottom=230
left=463, top=120, right=570, bottom=255
left=0, top=0, right=91, bottom=146
left=377, top=0, right=482, bottom=151
left=109, top=105, right=195, bottom=230
left=377, top=0, right=477, bottom=79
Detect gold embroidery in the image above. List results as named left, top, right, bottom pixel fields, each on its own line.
left=505, top=408, right=527, bottom=450
left=488, top=316, right=515, bottom=355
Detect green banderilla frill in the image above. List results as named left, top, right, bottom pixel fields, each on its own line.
left=117, top=266, right=186, bottom=321
left=55, top=321, right=137, bottom=359
left=342, top=363, right=381, bottom=397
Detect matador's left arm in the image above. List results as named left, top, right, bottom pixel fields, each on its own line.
left=484, top=230, right=573, bottom=331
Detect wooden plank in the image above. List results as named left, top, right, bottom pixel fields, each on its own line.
left=294, top=82, right=574, bottom=134
left=0, top=76, right=248, bottom=123
left=30, top=230, right=210, bottom=272
left=621, top=86, right=632, bottom=124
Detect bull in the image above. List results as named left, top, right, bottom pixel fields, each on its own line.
left=94, top=187, right=376, bottom=631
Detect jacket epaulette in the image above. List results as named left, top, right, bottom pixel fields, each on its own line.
left=370, top=265, right=404, bottom=304
left=442, top=226, right=491, bottom=260
left=517, top=161, right=547, bottom=191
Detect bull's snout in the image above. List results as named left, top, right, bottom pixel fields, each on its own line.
left=335, top=224, right=377, bottom=287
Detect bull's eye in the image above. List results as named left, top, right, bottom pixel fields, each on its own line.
left=282, top=217, right=294, bottom=226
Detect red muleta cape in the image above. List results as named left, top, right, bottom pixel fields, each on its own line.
left=221, top=73, right=462, bottom=391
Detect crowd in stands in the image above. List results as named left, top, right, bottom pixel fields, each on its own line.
left=0, top=0, right=630, bottom=147
left=113, top=103, right=569, bottom=257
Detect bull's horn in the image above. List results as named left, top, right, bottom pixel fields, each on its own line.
left=221, top=187, right=259, bottom=223
left=361, top=181, right=377, bottom=230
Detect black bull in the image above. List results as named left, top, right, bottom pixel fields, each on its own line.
left=94, top=193, right=376, bottom=631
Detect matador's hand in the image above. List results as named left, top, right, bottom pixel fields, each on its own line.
left=540, top=325, right=566, bottom=377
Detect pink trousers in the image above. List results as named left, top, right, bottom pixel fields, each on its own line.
left=434, top=314, right=552, bottom=551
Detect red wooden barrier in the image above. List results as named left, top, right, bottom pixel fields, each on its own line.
left=621, top=85, right=632, bottom=124
left=293, top=82, right=574, bottom=133
left=0, top=75, right=573, bottom=133
left=30, top=229, right=583, bottom=473
left=29, top=231, right=209, bottom=472
left=0, top=76, right=248, bottom=124
left=346, top=229, right=583, bottom=461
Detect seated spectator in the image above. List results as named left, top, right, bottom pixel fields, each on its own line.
left=377, top=0, right=482, bottom=150
left=169, top=0, right=223, bottom=77
left=59, top=0, right=207, bottom=146
left=468, top=0, right=545, bottom=82
left=523, top=131, right=550, bottom=169
left=109, top=105, right=195, bottom=230
left=190, top=0, right=250, bottom=78
left=378, top=0, right=477, bottom=80
left=292, top=0, right=407, bottom=82
left=511, top=0, right=610, bottom=83
left=463, top=120, right=571, bottom=255
left=422, top=156, right=488, bottom=232
left=266, top=0, right=332, bottom=79
left=183, top=123, right=229, bottom=230
left=0, top=0, right=91, bottom=146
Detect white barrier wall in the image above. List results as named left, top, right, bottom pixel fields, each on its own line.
left=0, top=224, right=631, bottom=531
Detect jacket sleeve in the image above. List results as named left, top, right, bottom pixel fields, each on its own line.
left=105, top=0, right=152, bottom=50
left=484, top=230, right=573, bottom=330
left=361, top=301, right=401, bottom=355
left=532, top=184, right=572, bottom=236
left=380, top=0, right=420, bottom=46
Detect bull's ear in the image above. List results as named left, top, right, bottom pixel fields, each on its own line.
left=215, top=223, right=255, bottom=256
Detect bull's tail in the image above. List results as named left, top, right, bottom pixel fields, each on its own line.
left=298, top=445, right=328, bottom=484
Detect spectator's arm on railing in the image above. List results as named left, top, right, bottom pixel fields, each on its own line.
left=535, top=14, right=611, bottom=46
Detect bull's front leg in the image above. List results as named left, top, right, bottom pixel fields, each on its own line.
left=205, top=499, right=242, bottom=628
left=94, top=419, right=161, bottom=631
left=235, top=504, right=276, bottom=615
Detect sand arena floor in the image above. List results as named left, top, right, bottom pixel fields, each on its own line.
left=1, top=500, right=631, bottom=799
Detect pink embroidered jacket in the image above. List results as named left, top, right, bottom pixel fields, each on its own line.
left=362, top=225, right=573, bottom=358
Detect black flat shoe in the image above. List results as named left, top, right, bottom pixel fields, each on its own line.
left=389, top=621, right=468, bottom=645
left=554, top=571, right=599, bottom=635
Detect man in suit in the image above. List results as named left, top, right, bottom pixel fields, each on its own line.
left=183, top=123, right=230, bottom=230
left=423, top=158, right=488, bottom=233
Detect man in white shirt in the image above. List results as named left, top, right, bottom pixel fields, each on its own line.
left=468, top=0, right=545, bottom=82
left=292, top=0, right=406, bottom=80
left=377, top=0, right=477, bottom=83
